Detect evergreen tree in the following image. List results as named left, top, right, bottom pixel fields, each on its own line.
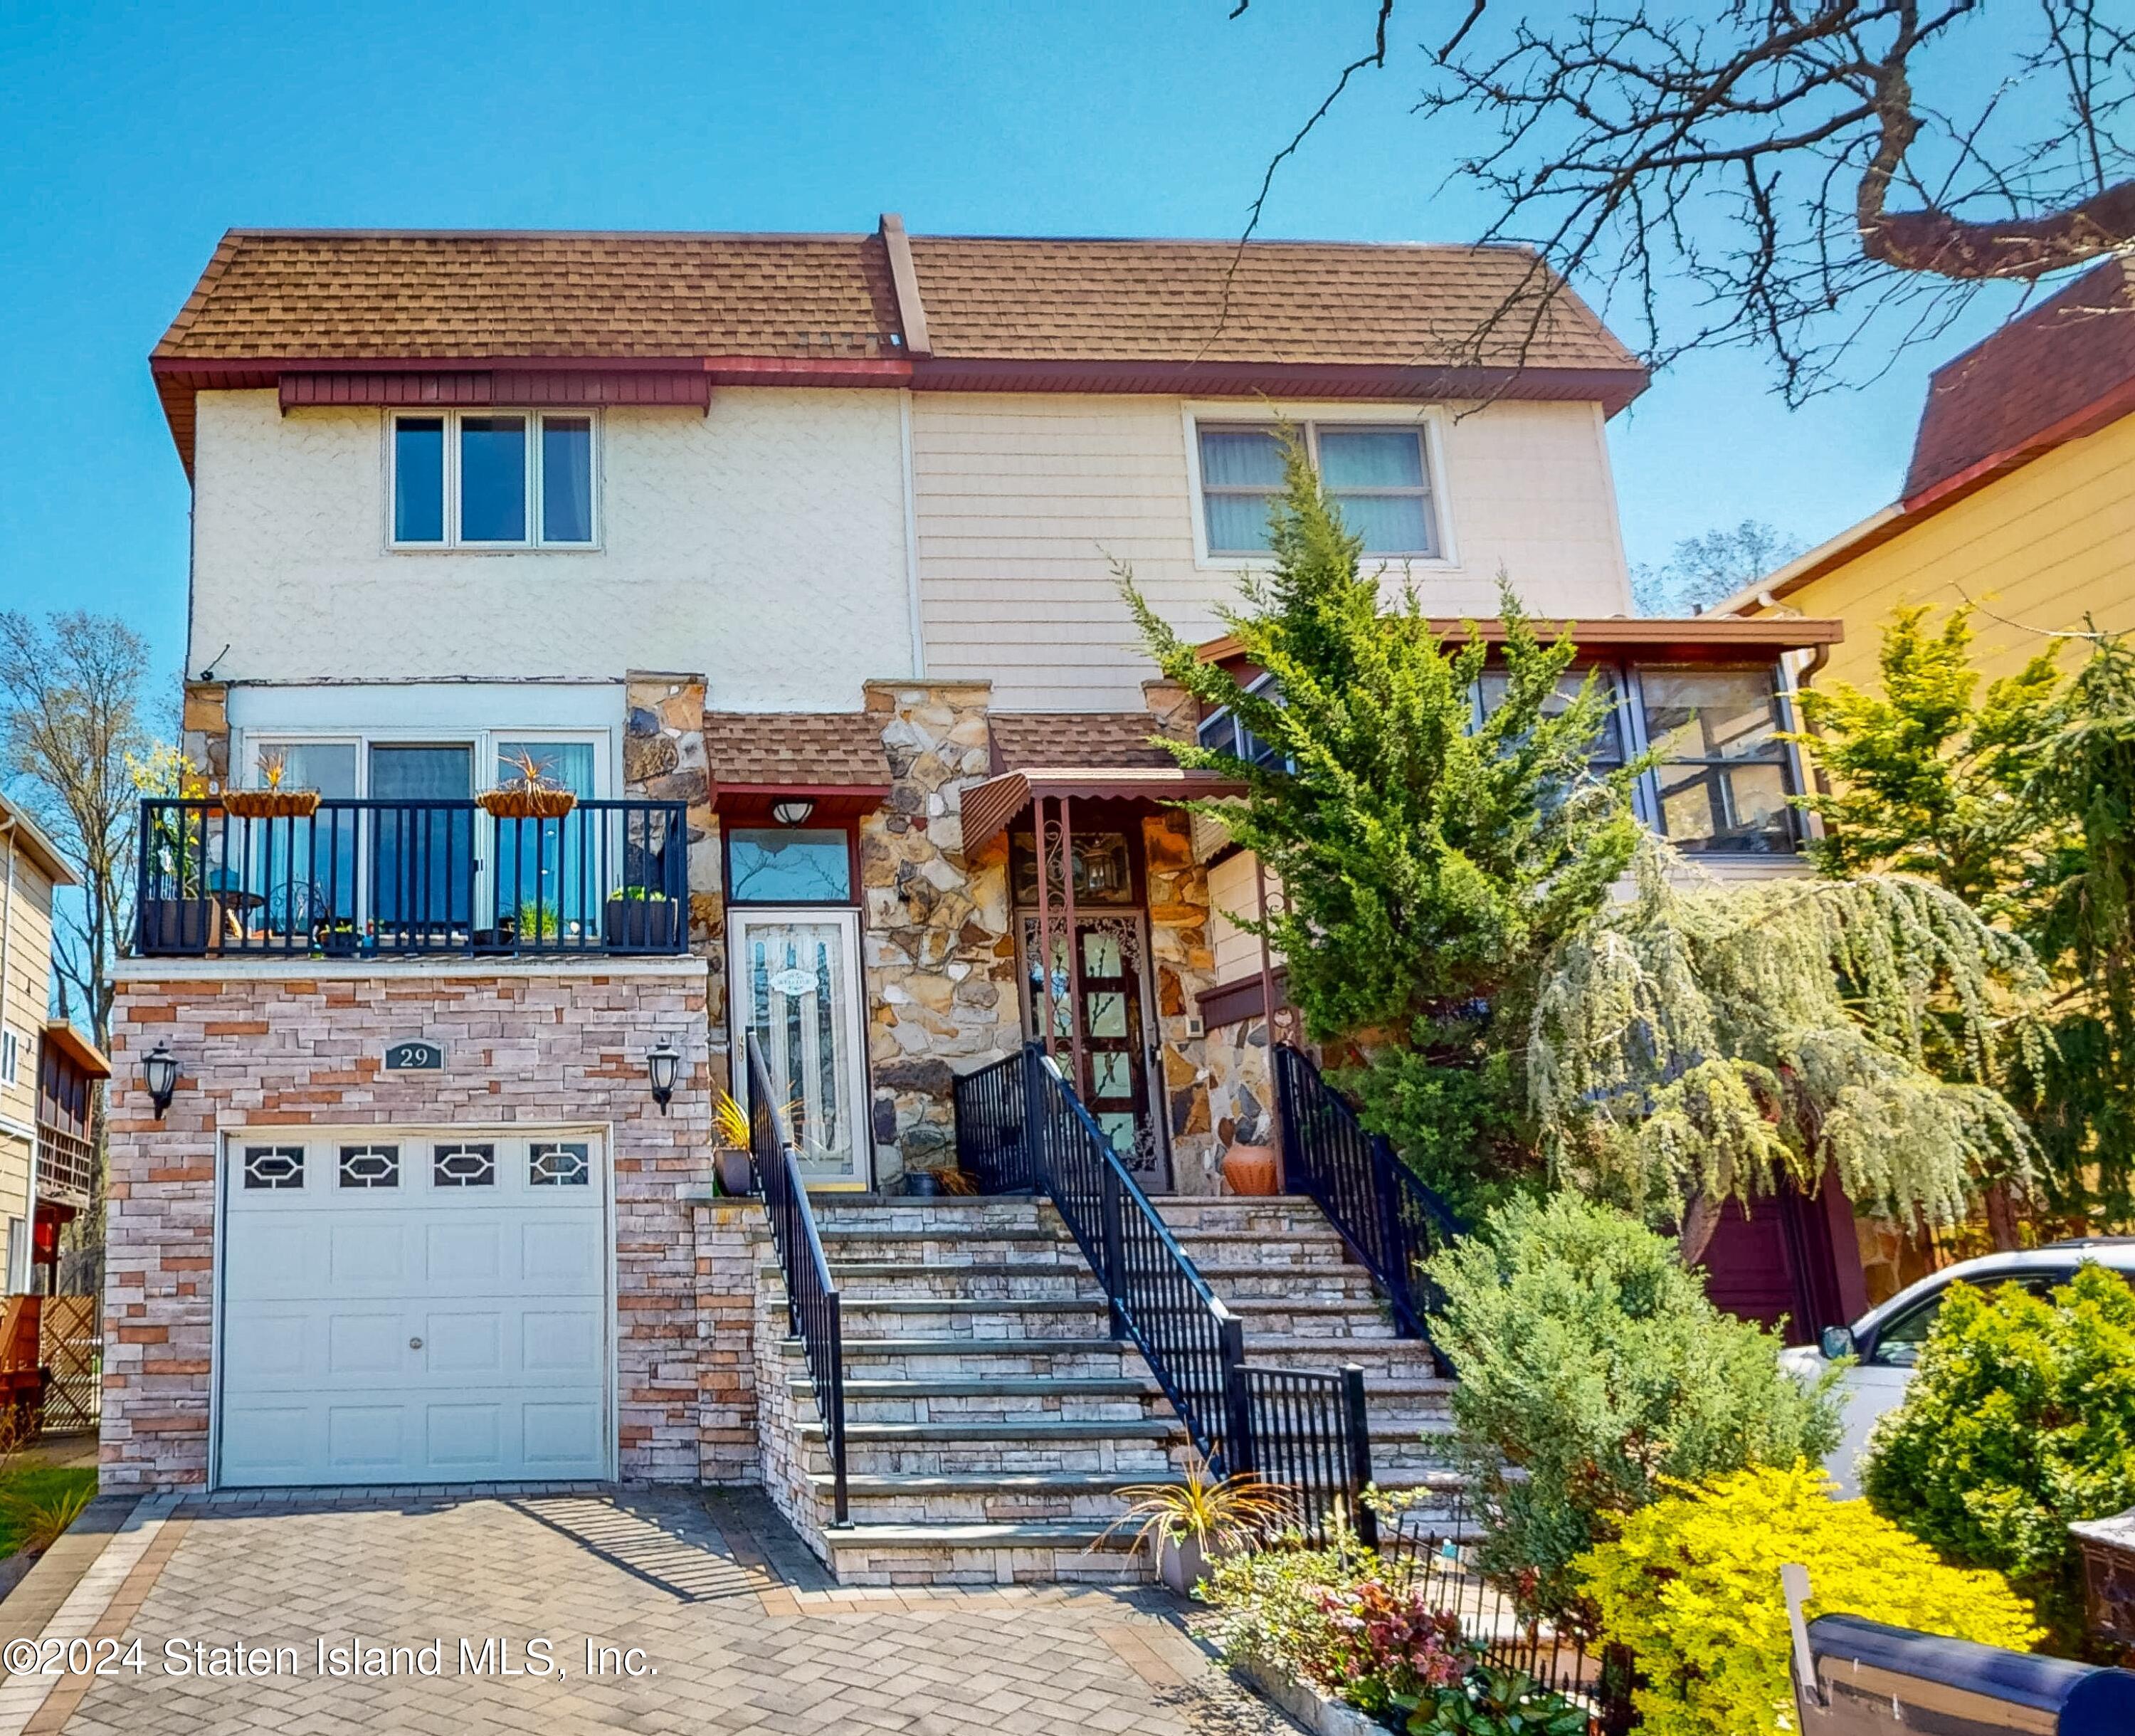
left=1122, top=433, right=1640, bottom=1213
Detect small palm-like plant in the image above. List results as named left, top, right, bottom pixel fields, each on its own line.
left=712, top=1091, right=751, bottom=1150
left=3, top=1482, right=94, bottom=1557
left=1098, top=1455, right=1297, bottom=1562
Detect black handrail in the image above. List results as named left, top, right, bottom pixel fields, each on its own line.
left=967, top=1044, right=1376, bottom=1543
left=135, top=796, right=688, bottom=958
left=747, top=1031, right=848, bottom=1527
left=1272, top=1042, right=1462, bottom=1376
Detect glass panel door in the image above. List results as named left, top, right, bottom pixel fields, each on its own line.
left=731, top=909, right=870, bottom=1189
left=369, top=745, right=474, bottom=943
left=492, top=741, right=597, bottom=943
left=1020, top=913, right=1168, bottom=1189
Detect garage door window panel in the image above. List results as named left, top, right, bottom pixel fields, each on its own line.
left=243, top=1147, right=305, bottom=1190
left=433, top=1144, right=497, bottom=1188
left=529, top=1142, right=590, bottom=1187
left=338, top=1145, right=400, bottom=1189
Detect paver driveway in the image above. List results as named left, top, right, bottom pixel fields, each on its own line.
left=0, top=1490, right=1294, bottom=1736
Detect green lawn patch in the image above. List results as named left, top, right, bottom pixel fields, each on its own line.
left=0, top=1467, right=97, bottom=1559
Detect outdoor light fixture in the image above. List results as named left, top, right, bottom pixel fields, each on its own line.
left=142, top=1043, right=179, bottom=1118
left=646, top=1038, right=682, bottom=1113
left=770, top=798, right=816, bottom=827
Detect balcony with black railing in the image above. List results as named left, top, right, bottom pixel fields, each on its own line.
left=135, top=797, right=690, bottom=959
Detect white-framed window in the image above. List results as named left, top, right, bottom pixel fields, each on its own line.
left=389, top=410, right=599, bottom=550
left=0, top=1027, right=16, bottom=1088
left=1191, top=418, right=1443, bottom=561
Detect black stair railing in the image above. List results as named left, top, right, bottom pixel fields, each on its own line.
left=1272, top=1042, right=1462, bottom=1377
left=747, top=1031, right=848, bottom=1527
left=957, top=1043, right=1377, bottom=1543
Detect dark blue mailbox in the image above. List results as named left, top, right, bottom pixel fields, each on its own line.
left=1795, top=1614, right=2135, bottom=1733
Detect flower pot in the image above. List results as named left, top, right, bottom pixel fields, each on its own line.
left=905, top=1170, right=941, bottom=1198
left=479, top=788, right=578, bottom=821
left=715, top=1148, right=757, bottom=1197
left=1158, top=1532, right=1208, bottom=1596
left=222, top=788, right=321, bottom=821
left=139, top=898, right=214, bottom=955
left=1221, top=1142, right=1280, bottom=1196
left=605, top=897, right=682, bottom=952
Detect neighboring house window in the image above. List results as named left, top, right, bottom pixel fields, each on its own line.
left=1638, top=666, right=1797, bottom=854
left=390, top=411, right=598, bottom=549
left=1196, top=421, right=1440, bottom=559
left=1475, top=670, right=1628, bottom=774
left=0, top=1028, right=16, bottom=1088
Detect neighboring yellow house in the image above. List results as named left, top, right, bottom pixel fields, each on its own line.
left=0, top=792, right=106, bottom=1294
left=1722, top=256, right=2135, bottom=683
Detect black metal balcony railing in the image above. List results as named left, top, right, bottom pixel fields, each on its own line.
left=136, top=797, right=690, bottom=958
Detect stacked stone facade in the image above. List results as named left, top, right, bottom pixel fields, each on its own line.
left=102, top=959, right=711, bottom=1489
left=858, top=680, right=1021, bottom=1182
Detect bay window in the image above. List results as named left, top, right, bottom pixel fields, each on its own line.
left=389, top=411, right=598, bottom=549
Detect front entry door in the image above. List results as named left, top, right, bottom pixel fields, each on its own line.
left=1021, top=914, right=1168, bottom=1189
left=730, top=908, right=870, bottom=1189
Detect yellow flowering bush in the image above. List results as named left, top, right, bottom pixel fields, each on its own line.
left=1576, top=1462, right=2040, bottom=1736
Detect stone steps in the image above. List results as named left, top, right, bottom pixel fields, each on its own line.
left=760, top=1190, right=1465, bottom=1584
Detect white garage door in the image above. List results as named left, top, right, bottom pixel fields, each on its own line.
left=217, top=1130, right=611, bottom=1488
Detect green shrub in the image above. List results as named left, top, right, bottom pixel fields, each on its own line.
left=1861, top=1261, right=2135, bottom=1651
left=1401, top=1665, right=1587, bottom=1735
left=1577, top=1462, right=2040, bottom=1736
left=1426, top=1194, right=1841, bottom=1628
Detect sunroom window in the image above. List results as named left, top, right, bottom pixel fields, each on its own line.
left=1197, top=421, right=1440, bottom=559
left=1638, top=666, right=1797, bottom=854
left=391, top=411, right=597, bottom=548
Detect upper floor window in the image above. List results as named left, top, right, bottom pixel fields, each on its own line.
left=391, top=411, right=597, bottom=549
left=1196, top=421, right=1440, bottom=559
left=0, top=1028, right=16, bottom=1088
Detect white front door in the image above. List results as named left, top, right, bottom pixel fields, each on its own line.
left=216, top=1130, right=611, bottom=1488
left=729, top=908, right=871, bottom=1189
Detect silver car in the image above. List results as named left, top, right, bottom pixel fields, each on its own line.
left=1778, top=1238, right=2135, bottom=1496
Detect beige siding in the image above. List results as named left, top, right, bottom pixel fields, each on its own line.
left=0, top=836, right=58, bottom=1226
left=911, top=395, right=1633, bottom=710
left=1208, top=850, right=1282, bottom=986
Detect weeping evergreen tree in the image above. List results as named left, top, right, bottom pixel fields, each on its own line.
left=1122, top=431, right=1640, bottom=1214
left=1531, top=839, right=2048, bottom=1263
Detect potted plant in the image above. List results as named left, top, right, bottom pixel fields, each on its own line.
left=712, top=1092, right=757, bottom=1196
left=131, top=747, right=216, bottom=955
left=222, top=747, right=321, bottom=821
left=605, top=886, right=682, bottom=951
left=1221, top=1132, right=1280, bottom=1196
left=1098, top=1455, right=1297, bottom=1595
left=315, top=918, right=362, bottom=959
left=478, top=747, right=579, bottom=821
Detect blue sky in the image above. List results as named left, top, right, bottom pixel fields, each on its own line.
left=0, top=1, right=2038, bottom=693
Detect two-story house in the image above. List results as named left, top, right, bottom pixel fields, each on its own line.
left=0, top=794, right=108, bottom=1301
left=105, top=218, right=1843, bottom=1579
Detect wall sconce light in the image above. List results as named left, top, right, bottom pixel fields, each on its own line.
left=142, top=1043, right=179, bottom=1119
left=770, top=798, right=816, bottom=827
left=646, top=1038, right=682, bottom=1114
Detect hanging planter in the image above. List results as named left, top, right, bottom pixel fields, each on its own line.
left=480, top=746, right=579, bottom=820
left=223, top=787, right=322, bottom=820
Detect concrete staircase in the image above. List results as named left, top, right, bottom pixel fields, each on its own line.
left=766, top=1194, right=1458, bottom=1587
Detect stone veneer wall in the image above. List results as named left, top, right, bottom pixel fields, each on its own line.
left=691, top=1198, right=769, bottom=1484
left=102, top=960, right=711, bottom=1490
left=1203, top=1016, right=1276, bottom=1155
left=859, top=680, right=1021, bottom=1183
left=1142, top=811, right=1221, bottom=1194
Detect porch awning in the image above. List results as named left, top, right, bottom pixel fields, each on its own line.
left=961, top=767, right=1245, bottom=852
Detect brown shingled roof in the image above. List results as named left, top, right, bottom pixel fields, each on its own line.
left=909, top=236, right=1635, bottom=372
left=157, top=231, right=904, bottom=362
left=1904, top=256, right=2135, bottom=503
left=704, top=712, right=890, bottom=789
left=989, top=712, right=1184, bottom=773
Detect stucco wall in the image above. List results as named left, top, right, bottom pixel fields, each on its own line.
left=910, top=394, right=1635, bottom=710
left=189, top=389, right=915, bottom=710
left=1750, top=409, right=2135, bottom=690
left=101, top=958, right=712, bottom=1490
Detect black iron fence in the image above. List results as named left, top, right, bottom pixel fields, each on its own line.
left=1273, top=1043, right=1462, bottom=1372
left=748, top=1032, right=848, bottom=1526
left=136, top=797, right=689, bottom=958
left=1377, top=1488, right=1637, bottom=1735
left=956, top=1044, right=1379, bottom=1544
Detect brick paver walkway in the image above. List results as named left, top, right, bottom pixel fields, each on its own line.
left=12, top=1490, right=1292, bottom=1736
